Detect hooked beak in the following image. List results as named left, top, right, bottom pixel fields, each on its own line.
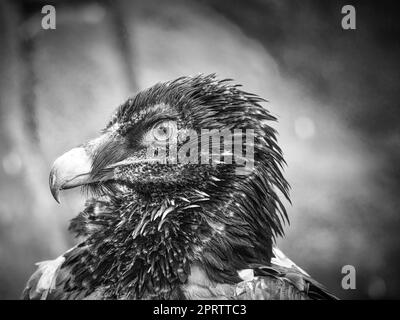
left=49, top=147, right=92, bottom=203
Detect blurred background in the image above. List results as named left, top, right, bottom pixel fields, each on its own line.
left=0, top=0, right=399, bottom=299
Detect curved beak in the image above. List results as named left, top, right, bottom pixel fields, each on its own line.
left=49, top=147, right=92, bottom=203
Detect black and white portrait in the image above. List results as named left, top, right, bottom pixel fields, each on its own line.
left=0, top=0, right=399, bottom=304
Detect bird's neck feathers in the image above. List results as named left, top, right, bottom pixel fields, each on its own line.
left=67, top=165, right=288, bottom=299
left=68, top=193, right=200, bottom=299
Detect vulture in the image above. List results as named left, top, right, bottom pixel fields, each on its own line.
left=22, top=74, right=337, bottom=300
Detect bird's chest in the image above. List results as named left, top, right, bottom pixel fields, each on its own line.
left=67, top=196, right=218, bottom=299
left=69, top=220, right=202, bottom=299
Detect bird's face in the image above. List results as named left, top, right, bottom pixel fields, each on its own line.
left=49, top=75, right=259, bottom=203
left=50, top=106, right=199, bottom=202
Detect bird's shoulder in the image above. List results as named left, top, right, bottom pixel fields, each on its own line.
left=266, top=247, right=338, bottom=300
left=22, top=254, right=66, bottom=300
left=21, top=245, right=105, bottom=300
left=182, top=247, right=337, bottom=300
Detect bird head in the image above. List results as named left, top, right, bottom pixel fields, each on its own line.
left=50, top=74, right=287, bottom=202
left=49, top=74, right=290, bottom=297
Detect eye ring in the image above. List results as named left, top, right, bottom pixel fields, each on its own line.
left=152, top=121, right=177, bottom=141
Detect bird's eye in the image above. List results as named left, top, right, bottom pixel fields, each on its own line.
left=151, top=121, right=177, bottom=141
